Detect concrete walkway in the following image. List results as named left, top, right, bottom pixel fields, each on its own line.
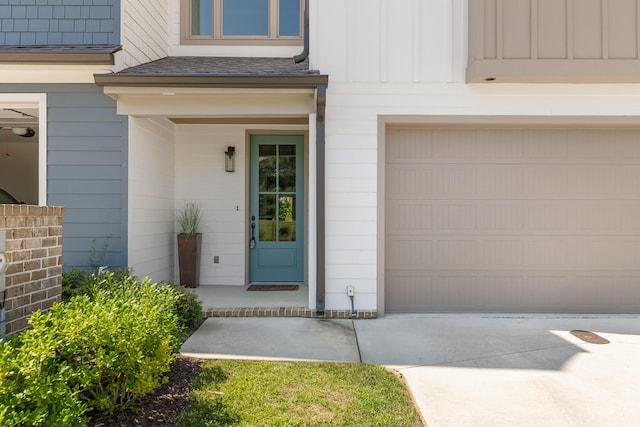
left=180, top=314, right=640, bottom=427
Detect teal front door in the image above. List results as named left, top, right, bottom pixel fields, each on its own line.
left=250, top=135, right=304, bottom=282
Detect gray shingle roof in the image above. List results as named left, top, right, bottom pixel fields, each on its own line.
left=95, top=56, right=328, bottom=88
left=113, top=56, right=320, bottom=77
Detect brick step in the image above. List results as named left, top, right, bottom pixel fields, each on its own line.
left=203, top=307, right=377, bottom=319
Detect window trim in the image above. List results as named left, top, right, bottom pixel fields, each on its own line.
left=180, top=0, right=304, bottom=46
left=0, top=93, right=47, bottom=206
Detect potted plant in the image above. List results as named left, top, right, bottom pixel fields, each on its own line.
left=177, top=202, right=202, bottom=288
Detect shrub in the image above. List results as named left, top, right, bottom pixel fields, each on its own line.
left=0, top=330, right=90, bottom=426
left=0, top=273, right=183, bottom=425
left=173, top=285, right=204, bottom=332
left=68, top=274, right=182, bottom=412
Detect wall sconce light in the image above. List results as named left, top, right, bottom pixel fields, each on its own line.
left=225, top=146, right=235, bottom=172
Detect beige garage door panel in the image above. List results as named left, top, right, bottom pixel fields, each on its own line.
left=387, top=164, right=640, bottom=199
left=388, top=200, right=640, bottom=235
left=387, top=236, right=640, bottom=270
left=385, top=127, right=640, bottom=313
left=385, top=271, right=640, bottom=312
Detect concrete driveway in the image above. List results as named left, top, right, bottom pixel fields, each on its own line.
left=181, top=314, right=640, bottom=427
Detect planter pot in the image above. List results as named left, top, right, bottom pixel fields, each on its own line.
left=177, top=233, right=202, bottom=288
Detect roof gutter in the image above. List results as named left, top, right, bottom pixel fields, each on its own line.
left=293, top=0, right=310, bottom=63
left=0, top=46, right=121, bottom=65
left=94, top=74, right=327, bottom=88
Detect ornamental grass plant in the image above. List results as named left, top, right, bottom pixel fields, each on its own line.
left=178, top=202, right=201, bottom=235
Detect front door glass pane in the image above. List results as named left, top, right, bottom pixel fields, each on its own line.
left=279, top=0, right=300, bottom=36
left=223, top=0, right=268, bottom=36
left=258, top=194, right=276, bottom=242
left=278, top=195, right=296, bottom=241
left=258, top=144, right=277, bottom=192
left=278, top=145, right=296, bottom=192
left=191, top=0, right=213, bottom=36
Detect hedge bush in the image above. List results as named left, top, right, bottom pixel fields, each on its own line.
left=62, top=269, right=204, bottom=333
left=0, top=336, right=88, bottom=426
left=0, top=273, right=193, bottom=426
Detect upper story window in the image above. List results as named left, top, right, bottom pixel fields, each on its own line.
left=182, top=0, right=303, bottom=45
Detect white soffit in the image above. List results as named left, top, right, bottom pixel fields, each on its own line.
left=103, top=87, right=317, bottom=117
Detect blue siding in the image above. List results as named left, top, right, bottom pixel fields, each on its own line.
left=0, top=84, right=128, bottom=270
left=0, top=0, right=120, bottom=45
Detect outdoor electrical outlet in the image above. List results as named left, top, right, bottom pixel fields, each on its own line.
left=347, top=286, right=354, bottom=297
left=214, top=256, right=219, bottom=264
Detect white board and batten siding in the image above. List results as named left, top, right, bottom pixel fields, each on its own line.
left=313, top=0, right=465, bottom=83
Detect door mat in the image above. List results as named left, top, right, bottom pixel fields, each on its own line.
left=247, top=284, right=299, bottom=291
left=570, top=330, right=610, bottom=345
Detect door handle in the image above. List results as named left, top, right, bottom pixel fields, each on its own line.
left=250, top=216, right=256, bottom=249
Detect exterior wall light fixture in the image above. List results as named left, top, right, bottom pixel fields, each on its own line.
left=225, top=146, right=235, bottom=172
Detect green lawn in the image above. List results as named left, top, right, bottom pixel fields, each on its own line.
left=176, top=360, right=424, bottom=427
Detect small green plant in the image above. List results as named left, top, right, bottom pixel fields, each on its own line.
left=172, top=285, right=204, bottom=332
left=177, top=202, right=201, bottom=235
left=61, top=267, right=132, bottom=302
left=88, top=235, right=112, bottom=270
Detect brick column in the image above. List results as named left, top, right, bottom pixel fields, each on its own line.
left=0, top=205, right=65, bottom=335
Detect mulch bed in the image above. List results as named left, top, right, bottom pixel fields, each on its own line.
left=89, top=356, right=204, bottom=427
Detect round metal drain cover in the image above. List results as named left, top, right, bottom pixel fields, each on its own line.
left=570, top=330, right=610, bottom=345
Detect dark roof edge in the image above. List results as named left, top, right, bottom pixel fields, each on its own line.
left=94, top=74, right=329, bottom=88
left=0, top=47, right=121, bottom=65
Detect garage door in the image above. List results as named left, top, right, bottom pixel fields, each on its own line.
left=385, top=126, right=640, bottom=313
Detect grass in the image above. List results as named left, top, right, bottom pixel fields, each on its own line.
left=176, top=360, right=424, bottom=427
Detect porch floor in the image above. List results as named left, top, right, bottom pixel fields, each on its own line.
left=189, top=284, right=376, bottom=319
left=191, top=284, right=309, bottom=310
